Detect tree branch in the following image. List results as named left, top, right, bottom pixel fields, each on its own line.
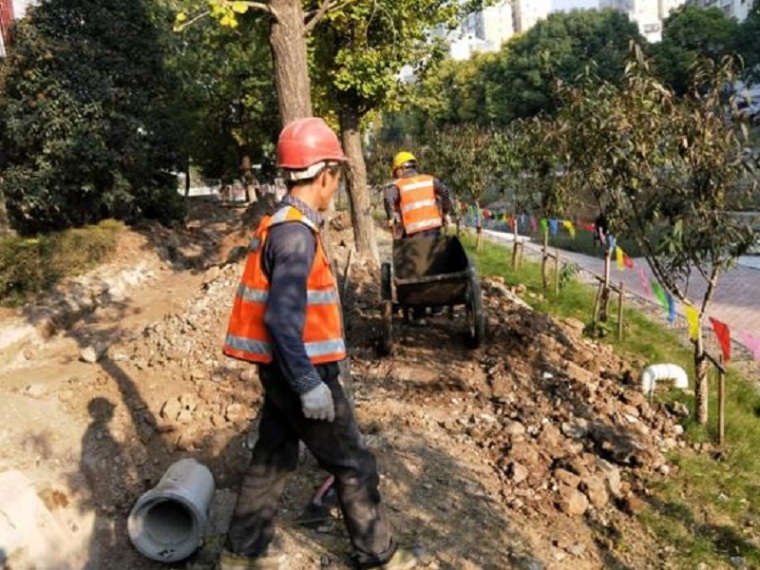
left=174, top=10, right=211, bottom=32
left=235, top=1, right=281, bottom=22
left=304, top=0, right=355, bottom=34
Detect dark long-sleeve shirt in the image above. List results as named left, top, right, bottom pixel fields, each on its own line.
left=260, top=195, right=326, bottom=394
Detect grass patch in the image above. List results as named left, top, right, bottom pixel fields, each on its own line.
left=461, top=229, right=760, bottom=567
left=0, top=219, right=124, bottom=306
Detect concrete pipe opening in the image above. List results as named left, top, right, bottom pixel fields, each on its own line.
left=128, top=458, right=215, bottom=563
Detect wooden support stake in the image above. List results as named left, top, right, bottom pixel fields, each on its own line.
left=617, top=280, right=624, bottom=342
left=554, top=249, right=560, bottom=297
left=592, top=281, right=603, bottom=323
left=718, top=354, right=726, bottom=447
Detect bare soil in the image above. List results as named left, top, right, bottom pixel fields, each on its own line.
left=0, top=199, right=705, bottom=570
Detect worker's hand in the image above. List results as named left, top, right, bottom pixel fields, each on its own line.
left=387, top=219, right=394, bottom=229
left=300, top=382, right=335, bottom=422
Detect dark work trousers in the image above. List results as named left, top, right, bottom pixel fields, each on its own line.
left=225, top=361, right=396, bottom=567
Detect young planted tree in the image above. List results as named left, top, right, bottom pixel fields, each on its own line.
left=559, top=49, right=758, bottom=424
left=425, top=124, right=508, bottom=251
left=510, top=115, right=572, bottom=289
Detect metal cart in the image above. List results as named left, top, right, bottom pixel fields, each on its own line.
left=379, top=234, right=485, bottom=355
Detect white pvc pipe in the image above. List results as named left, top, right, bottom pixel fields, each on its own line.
left=128, top=458, right=215, bottom=563
left=641, top=363, right=689, bottom=396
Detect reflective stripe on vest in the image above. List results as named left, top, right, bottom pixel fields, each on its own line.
left=396, top=175, right=442, bottom=235
left=222, top=205, right=346, bottom=365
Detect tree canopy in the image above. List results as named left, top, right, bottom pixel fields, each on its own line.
left=0, top=0, right=186, bottom=234
left=650, top=5, right=738, bottom=94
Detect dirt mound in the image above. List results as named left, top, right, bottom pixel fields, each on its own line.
left=0, top=200, right=691, bottom=569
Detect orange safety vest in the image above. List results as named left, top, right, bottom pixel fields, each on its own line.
left=223, top=206, right=346, bottom=364
left=395, top=174, right=442, bottom=235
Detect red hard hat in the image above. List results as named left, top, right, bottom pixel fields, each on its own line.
left=277, top=117, right=347, bottom=170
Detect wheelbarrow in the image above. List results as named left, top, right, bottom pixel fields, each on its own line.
left=379, top=234, right=485, bottom=355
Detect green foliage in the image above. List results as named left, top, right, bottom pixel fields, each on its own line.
left=734, top=1, right=760, bottom=82
left=0, top=220, right=123, bottom=305
left=422, top=124, right=511, bottom=207
left=497, top=9, right=644, bottom=123
left=164, top=2, right=280, bottom=181
left=651, top=5, right=738, bottom=94
left=0, top=0, right=186, bottom=235
left=557, top=48, right=757, bottom=306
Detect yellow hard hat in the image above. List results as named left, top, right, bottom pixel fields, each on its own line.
left=392, top=151, right=417, bottom=171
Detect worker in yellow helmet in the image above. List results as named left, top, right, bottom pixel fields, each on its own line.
left=385, top=150, right=456, bottom=325
left=385, top=151, right=454, bottom=239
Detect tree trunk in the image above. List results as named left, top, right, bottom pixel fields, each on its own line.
left=694, top=337, right=709, bottom=425
left=541, top=228, right=549, bottom=291
left=0, top=183, right=11, bottom=236
left=338, top=107, right=378, bottom=263
left=269, top=0, right=312, bottom=124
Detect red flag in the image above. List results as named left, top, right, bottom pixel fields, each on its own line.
left=709, top=317, right=731, bottom=363
left=582, top=222, right=595, bottom=232
left=623, top=253, right=634, bottom=269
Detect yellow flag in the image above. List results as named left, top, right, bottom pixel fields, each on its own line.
left=615, top=246, right=624, bottom=270
left=684, top=305, right=700, bottom=340
left=562, top=220, right=576, bottom=238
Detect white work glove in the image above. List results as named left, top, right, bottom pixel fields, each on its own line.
left=300, top=382, right=335, bottom=422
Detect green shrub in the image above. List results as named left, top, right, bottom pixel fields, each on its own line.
left=0, top=219, right=123, bottom=306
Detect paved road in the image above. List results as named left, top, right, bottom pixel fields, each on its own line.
left=483, top=229, right=760, bottom=353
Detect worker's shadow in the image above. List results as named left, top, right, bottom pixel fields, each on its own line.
left=77, top=396, right=130, bottom=570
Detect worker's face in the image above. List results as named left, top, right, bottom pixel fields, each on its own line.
left=316, top=164, right=342, bottom=211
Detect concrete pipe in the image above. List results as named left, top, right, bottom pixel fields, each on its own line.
left=128, top=458, right=215, bottom=563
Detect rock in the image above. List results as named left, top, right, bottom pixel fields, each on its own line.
left=556, top=484, right=588, bottom=516
left=619, top=495, right=646, bottom=515
left=561, top=419, right=588, bottom=439
left=82, top=344, right=107, bottom=364
left=508, top=462, right=529, bottom=484
left=581, top=476, right=609, bottom=508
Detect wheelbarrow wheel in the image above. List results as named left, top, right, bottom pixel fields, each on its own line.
left=466, top=273, right=485, bottom=349
left=379, top=262, right=393, bottom=356
left=380, top=300, right=393, bottom=356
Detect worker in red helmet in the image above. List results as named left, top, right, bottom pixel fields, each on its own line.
left=220, top=117, right=420, bottom=570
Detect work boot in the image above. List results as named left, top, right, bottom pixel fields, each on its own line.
left=218, top=549, right=284, bottom=570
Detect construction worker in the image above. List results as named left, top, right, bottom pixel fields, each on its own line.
left=220, top=117, right=419, bottom=570
left=386, top=151, right=455, bottom=324
left=385, top=151, right=454, bottom=239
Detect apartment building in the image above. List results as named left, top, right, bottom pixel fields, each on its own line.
left=0, top=0, right=13, bottom=58
left=450, top=1, right=515, bottom=60
left=600, top=0, right=687, bottom=42
left=1, top=0, right=36, bottom=58
left=686, top=0, right=753, bottom=22
left=513, top=0, right=554, bottom=32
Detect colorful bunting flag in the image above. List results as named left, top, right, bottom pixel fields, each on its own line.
left=709, top=317, right=731, bottom=363
left=540, top=217, right=548, bottom=234
left=684, top=305, right=700, bottom=341
left=549, top=218, right=559, bottom=236
left=650, top=280, right=668, bottom=312
left=623, top=252, right=634, bottom=269
left=582, top=222, right=595, bottom=232
left=666, top=291, right=676, bottom=324
left=608, top=235, right=616, bottom=250
left=639, top=269, right=651, bottom=297
left=738, top=331, right=760, bottom=362
left=530, top=216, right=538, bottom=233
left=615, top=246, right=624, bottom=270
left=563, top=220, right=576, bottom=238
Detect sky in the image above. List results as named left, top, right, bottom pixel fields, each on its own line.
left=552, top=0, right=599, bottom=11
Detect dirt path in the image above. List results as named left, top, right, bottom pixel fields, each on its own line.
left=0, top=201, right=698, bottom=570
